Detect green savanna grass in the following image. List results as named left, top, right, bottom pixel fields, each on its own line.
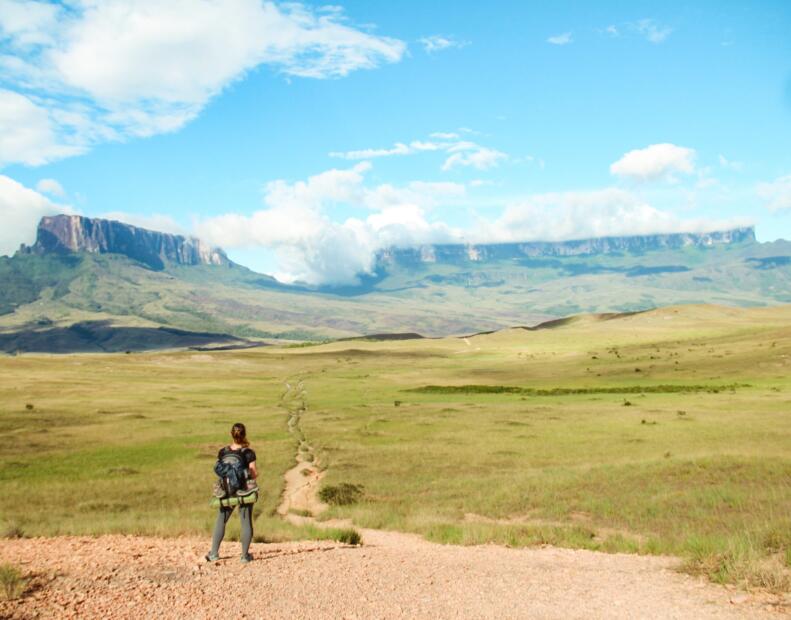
left=1, top=304, right=790, bottom=591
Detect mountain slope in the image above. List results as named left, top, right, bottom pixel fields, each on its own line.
left=1, top=216, right=790, bottom=352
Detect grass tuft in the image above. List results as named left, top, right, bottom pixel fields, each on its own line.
left=0, top=564, right=26, bottom=601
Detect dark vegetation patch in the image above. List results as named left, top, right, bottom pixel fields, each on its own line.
left=746, top=256, right=791, bottom=270
left=337, top=332, right=425, bottom=342
left=408, top=383, right=748, bottom=396
left=318, top=482, right=364, bottom=505
left=0, top=320, right=251, bottom=353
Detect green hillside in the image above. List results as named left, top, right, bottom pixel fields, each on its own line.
left=1, top=236, right=790, bottom=352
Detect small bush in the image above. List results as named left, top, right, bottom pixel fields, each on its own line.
left=319, top=482, right=363, bottom=506
left=0, top=564, right=26, bottom=601
left=25, top=403, right=34, bottom=411
left=333, top=528, right=362, bottom=545
left=1, top=523, right=24, bottom=539
left=394, top=400, right=401, bottom=407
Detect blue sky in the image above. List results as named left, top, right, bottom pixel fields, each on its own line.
left=1, top=0, right=789, bottom=283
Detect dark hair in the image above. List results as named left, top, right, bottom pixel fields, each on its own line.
left=231, top=423, right=249, bottom=447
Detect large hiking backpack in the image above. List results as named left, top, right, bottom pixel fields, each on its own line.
left=213, top=450, right=248, bottom=497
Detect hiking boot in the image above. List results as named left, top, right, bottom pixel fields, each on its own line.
left=240, top=553, right=253, bottom=563
left=205, top=553, right=220, bottom=563
left=237, top=479, right=258, bottom=497
left=212, top=479, right=226, bottom=498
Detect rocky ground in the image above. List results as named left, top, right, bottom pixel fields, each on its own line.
left=1, top=530, right=788, bottom=619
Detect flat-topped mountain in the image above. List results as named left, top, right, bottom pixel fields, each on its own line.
left=2, top=215, right=789, bottom=352
left=377, top=228, right=756, bottom=267
left=21, top=214, right=229, bottom=270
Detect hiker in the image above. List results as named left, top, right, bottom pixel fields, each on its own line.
left=206, top=422, right=259, bottom=563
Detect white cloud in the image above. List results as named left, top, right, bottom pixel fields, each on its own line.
left=0, top=1, right=406, bottom=166
left=610, top=143, right=695, bottom=182
left=604, top=25, right=619, bottom=37
left=194, top=162, right=465, bottom=284
left=331, top=133, right=508, bottom=173
left=479, top=188, right=750, bottom=243
left=35, top=178, right=65, bottom=197
left=0, top=90, right=84, bottom=166
left=419, top=35, right=467, bottom=53
left=757, top=174, right=791, bottom=212
left=0, top=174, right=71, bottom=255
left=547, top=32, right=573, bottom=45
left=632, top=19, right=672, bottom=44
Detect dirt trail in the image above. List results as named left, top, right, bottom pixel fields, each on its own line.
left=1, top=534, right=785, bottom=619
left=276, top=379, right=328, bottom=519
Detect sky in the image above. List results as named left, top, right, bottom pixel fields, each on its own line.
left=1, top=0, right=790, bottom=284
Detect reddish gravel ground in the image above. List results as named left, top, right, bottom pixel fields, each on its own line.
left=1, top=530, right=788, bottom=619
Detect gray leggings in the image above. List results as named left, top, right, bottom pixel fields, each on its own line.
left=210, top=504, right=253, bottom=556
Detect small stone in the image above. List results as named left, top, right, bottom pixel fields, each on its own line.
left=730, top=593, right=749, bottom=605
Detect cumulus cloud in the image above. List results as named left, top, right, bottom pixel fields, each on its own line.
left=0, top=1, right=406, bottom=166
left=757, top=174, right=791, bottom=212
left=610, top=143, right=695, bottom=182
left=479, top=188, right=747, bottom=243
left=195, top=163, right=464, bottom=284
left=0, top=174, right=72, bottom=255
left=419, top=35, right=467, bottom=53
left=0, top=90, right=84, bottom=166
left=547, top=32, right=573, bottom=45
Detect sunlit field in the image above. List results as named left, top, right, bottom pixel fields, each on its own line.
left=1, top=304, right=790, bottom=591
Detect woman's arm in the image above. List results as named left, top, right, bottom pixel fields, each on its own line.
left=248, top=461, right=258, bottom=479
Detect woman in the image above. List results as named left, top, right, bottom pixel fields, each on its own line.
left=206, top=422, right=258, bottom=563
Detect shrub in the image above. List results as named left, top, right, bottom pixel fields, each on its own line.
left=25, top=404, right=33, bottom=411
left=1, top=523, right=24, bottom=539
left=319, top=482, right=363, bottom=506
left=0, top=564, right=26, bottom=601
left=333, top=528, right=362, bottom=545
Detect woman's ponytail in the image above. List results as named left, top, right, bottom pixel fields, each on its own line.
left=231, top=422, right=249, bottom=447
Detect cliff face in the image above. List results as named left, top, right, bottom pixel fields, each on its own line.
left=26, top=215, right=229, bottom=270
left=377, top=228, right=756, bottom=268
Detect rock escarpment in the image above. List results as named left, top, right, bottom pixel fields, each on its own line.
left=377, top=228, right=756, bottom=267
left=24, top=214, right=230, bottom=270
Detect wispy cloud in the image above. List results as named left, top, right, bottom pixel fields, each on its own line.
left=0, top=1, right=406, bottom=167
left=442, top=143, right=507, bottom=171
left=547, top=32, right=573, bottom=45
left=419, top=35, right=468, bottom=53
left=330, top=133, right=509, bottom=173
left=631, top=19, right=673, bottom=44
left=718, top=154, right=744, bottom=172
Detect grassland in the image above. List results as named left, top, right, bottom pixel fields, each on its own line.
left=1, top=304, right=790, bottom=591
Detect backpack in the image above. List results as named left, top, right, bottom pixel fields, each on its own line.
left=213, top=449, right=248, bottom=497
